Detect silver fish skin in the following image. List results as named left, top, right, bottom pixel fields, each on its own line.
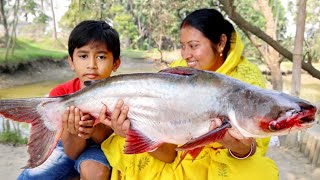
left=0, top=67, right=317, bottom=168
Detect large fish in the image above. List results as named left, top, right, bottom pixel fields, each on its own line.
left=0, top=67, right=317, bottom=168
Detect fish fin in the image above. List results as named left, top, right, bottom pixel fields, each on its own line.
left=189, top=146, right=205, bottom=160
left=159, top=67, right=197, bottom=76
left=174, top=146, right=204, bottom=170
left=25, top=125, right=63, bottom=168
left=174, top=150, right=189, bottom=170
left=176, top=121, right=232, bottom=151
left=0, top=97, right=63, bottom=168
left=124, top=128, right=161, bottom=154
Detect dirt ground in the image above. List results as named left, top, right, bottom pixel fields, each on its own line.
left=267, top=145, right=320, bottom=180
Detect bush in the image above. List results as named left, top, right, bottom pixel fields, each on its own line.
left=0, top=131, right=28, bottom=145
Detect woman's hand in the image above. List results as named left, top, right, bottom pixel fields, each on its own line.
left=210, top=118, right=256, bottom=158
left=99, top=99, right=130, bottom=138
left=99, top=100, right=176, bottom=162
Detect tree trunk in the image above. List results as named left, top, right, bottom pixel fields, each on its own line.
left=291, top=0, right=307, bottom=96
left=258, top=0, right=283, bottom=91
left=1, top=117, right=5, bottom=132
left=5, top=119, right=10, bottom=132
left=5, top=0, right=19, bottom=60
left=40, top=0, right=44, bottom=10
left=50, top=0, right=58, bottom=40
left=0, top=0, right=9, bottom=46
left=269, top=62, right=283, bottom=91
left=158, top=30, right=163, bottom=51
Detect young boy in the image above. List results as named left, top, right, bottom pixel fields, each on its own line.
left=17, top=20, right=121, bottom=180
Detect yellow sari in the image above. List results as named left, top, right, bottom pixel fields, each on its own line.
left=102, top=32, right=279, bottom=180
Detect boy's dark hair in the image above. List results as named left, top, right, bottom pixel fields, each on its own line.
left=181, top=8, right=235, bottom=58
left=68, top=20, right=120, bottom=61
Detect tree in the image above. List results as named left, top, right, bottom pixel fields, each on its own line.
left=49, top=0, right=57, bottom=40
left=59, top=0, right=106, bottom=29
left=57, top=0, right=320, bottom=83
left=21, top=0, right=37, bottom=22
left=109, top=4, right=138, bottom=48
left=289, top=0, right=320, bottom=64
left=218, top=0, right=320, bottom=81
left=291, top=0, right=307, bottom=96
left=219, top=0, right=285, bottom=91
left=5, top=0, right=20, bottom=61
left=0, top=0, right=9, bottom=45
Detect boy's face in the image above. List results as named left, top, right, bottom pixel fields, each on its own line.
left=68, top=41, right=120, bottom=88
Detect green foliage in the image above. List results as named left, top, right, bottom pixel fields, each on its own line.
left=0, top=131, right=28, bottom=145
left=58, top=0, right=215, bottom=51
left=59, top=0, right=104, bottom=29
left=234, top=0, right=287, bottom=61
left=305, top=0, right=320, bottom=62
left=10, top=0, right=319, bottom=64
left=286, top=0, right=320, bottom=63
left=21, top=0, right=38, bottom=16
left=121, top=49, right=148, bottom=59
left=33, top=12, right=51, bottom=24
left=110, top=5, right=139, bottom=48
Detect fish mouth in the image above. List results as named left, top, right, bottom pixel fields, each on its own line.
left=296, top=102, right=317, bottom=125
left=281, top=105, right=317, bottom=127
left=269, top=105, right=317, bottom=132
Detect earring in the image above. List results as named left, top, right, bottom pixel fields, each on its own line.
left=220, top=48, right=223, bottom=57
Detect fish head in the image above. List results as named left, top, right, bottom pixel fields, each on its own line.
left=259, top=93, right=317, bottom=135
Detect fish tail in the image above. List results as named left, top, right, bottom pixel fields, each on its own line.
left=0, top=98, right=52, bottom=123
left=0, top=97, right=63, bottom=168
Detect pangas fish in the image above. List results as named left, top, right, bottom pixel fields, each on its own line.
left=0, top=67, right=317, bottom=168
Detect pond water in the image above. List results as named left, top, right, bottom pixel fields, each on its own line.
left=0, top=57, right=162, bottom=135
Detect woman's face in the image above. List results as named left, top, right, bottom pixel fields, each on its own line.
left=180, top=26, right=223, bottom=71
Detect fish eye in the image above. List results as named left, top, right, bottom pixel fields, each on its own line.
left=269, top=121, right=281, bottom=132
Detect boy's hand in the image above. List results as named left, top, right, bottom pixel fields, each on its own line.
left=62, top=106, right=81, bottom=135
left=100, top=99, right=130, bottom=138
left=78, top=114, right=95, bottom=139
left=62, top=106, right=95, bottom=139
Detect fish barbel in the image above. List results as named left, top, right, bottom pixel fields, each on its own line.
left=0, top=67, right=317, bottom=168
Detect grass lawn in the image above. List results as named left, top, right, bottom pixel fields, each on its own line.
left=0, top=38, right=67, bottom=64
left=0, top=40, right=161, bottom=65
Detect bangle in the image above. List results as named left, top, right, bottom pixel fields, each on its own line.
left=228, top=142, right=255, bottom=160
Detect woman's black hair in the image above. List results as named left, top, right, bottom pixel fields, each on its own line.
left=181, top=8, right=235, bottom=58
left=68, top=20, right=120, bottom=61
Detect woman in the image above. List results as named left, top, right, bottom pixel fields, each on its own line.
left=101, top=8, right=279, bottom=180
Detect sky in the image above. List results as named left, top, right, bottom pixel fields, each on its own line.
left=46, top=0, right=71, bottom=31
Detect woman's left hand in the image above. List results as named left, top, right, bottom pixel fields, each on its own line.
left=210, top=118, right=256, bottom=158
left=99, top=99, right=130, bottom=138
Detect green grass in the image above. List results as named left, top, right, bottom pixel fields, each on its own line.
left=0, top=131, right=28, bottom=145
left=0, top=39, right=163, bottom=64
left=0, top=38, right=67, bottom=64
left=121, top=48, right=165, bottom=59
left=121, top=49, right=149, bottom=59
